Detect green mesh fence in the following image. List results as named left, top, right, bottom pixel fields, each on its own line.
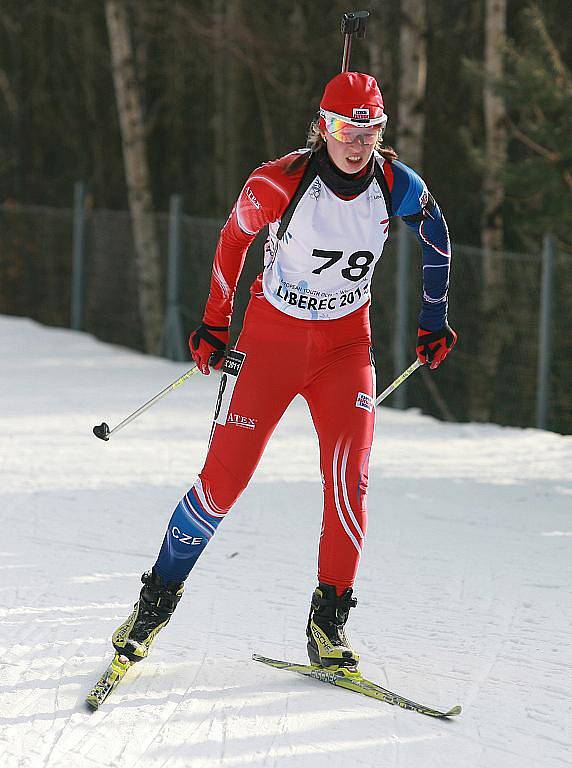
left=1, top=202, right=570, bottom=433
left=0, top=204, right=73, bottom=328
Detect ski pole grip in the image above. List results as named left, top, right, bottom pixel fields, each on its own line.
left=341, top=10, right=369, bottom=36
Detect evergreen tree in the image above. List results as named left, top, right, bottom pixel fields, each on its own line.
left=502, top=4, right=572, bottom=252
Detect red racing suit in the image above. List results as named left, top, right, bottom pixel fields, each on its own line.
left=154, top=148, right=451, bottom=592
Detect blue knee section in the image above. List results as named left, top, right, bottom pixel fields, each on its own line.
left=153, top=489, right=224, bottom=583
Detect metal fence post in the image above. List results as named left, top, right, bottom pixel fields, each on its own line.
left=162, top=194, right=187, bottom=361
left=536, top=233, right=554, bottom=430
left=71, top=181, right=86, bottom=330
left=393, top=219, right=411, bottom=409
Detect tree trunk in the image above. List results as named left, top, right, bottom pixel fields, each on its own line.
left=366, top=17, right=391, bottom=96
left=224, top=0, right=240, bottom=210
left=394, top=0, right=429, bottom=408
left=211, top=0, right=243, bottom=212
left=483, top=0, right=507, bottom=272
left=212, top=0, right=226, bottom=215
left=397, top=0, right=427, bottom=171
left=470, top=0, right=507, bottom=421
left=105, top=0, right=163, bottom=354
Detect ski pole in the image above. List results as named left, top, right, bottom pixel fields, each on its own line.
left=375, top=359, right=422, bottom=406
left=93, top=365, right=201, bottom=441
left=340, top=10, right=369, bottom=72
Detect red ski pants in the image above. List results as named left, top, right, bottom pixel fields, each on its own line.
left=198, top=296, right=376, bottom=591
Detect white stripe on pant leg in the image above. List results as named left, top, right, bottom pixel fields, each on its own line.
left=371, top=348, right=377, bottom=423
left=184, top=494, right=216, bottom=536
left=341, top=440, right=365, bottom=541
left=205, top=485, right=226, bottom=516
left=195, top=478, right=226, bottom=518
left=332, top=438, right=362, bottom=555
left=181, top=495, right=215, bottom=538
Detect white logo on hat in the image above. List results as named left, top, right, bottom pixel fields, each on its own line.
left=353, top=108, right=370, bottom=121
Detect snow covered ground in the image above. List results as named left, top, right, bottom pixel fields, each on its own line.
left=1, top=314, right=570, bottom=768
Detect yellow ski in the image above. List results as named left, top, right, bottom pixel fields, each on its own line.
left=252, top=654, right=461, bottom=718
left=86, top=653, right=132, bottom=710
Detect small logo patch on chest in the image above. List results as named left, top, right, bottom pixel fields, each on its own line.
left=310, top=179, right=321, bottom=199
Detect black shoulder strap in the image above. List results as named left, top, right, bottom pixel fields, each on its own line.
left=373, top=157, right=393, bottom=218
left=277, top=153, right=392, bottom=239
left=276, top=153, right=318, bottom=241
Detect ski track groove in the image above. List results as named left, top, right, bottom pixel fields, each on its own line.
left=42, top=662, right=73, bottom=768
left=458, top=728, right=548, bottom=765
left=220, top=702, right=231, bottom=767
left=259, top=687, right=290, bottom=767
left=128, top=650, right=209, bottom=767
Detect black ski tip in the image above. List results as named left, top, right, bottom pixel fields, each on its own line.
left=93, top=422, right=110, bottom=441
left=85, top=697, right=99, bottom=711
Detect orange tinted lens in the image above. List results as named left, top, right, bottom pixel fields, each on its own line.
left=325, top=116, right=380, bottom=145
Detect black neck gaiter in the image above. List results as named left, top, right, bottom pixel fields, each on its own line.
left=314, top=146, right=375, bottom=197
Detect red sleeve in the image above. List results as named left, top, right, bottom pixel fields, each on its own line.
left=202, top=151, right=308, bottom=327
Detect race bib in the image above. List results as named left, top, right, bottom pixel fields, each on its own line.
left=213, top=350, right=246, bottom=426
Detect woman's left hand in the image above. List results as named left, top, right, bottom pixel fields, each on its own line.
left=416, top=324, right=457, bottom=369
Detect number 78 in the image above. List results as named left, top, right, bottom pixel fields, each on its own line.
left=311, top=249, right=374, bottom=282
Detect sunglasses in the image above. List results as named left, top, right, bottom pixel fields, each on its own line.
left=321, top=109, right=387, bottom=145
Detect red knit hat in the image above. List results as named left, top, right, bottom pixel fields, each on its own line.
left=320, top=72, right=385, bottom=124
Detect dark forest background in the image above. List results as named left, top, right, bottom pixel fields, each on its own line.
left=1, top=0, right=570, bottom=245
left=0, top=1, right=571, bottom=431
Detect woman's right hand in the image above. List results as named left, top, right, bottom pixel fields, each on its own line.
left=189, top=323, right=229, bottom=375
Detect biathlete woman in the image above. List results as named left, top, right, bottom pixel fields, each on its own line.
left=111, top=71, right=457, bottom=670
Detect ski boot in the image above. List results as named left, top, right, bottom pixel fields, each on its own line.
left=306, top=582, right=360, bottom=669
left=112, top=569, right=184, bottom=663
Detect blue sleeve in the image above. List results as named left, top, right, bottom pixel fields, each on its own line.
left=390, top=161, right=452, bottom=331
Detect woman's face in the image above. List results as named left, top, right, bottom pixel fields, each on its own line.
left=321, top=128, right=376, bottom=174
